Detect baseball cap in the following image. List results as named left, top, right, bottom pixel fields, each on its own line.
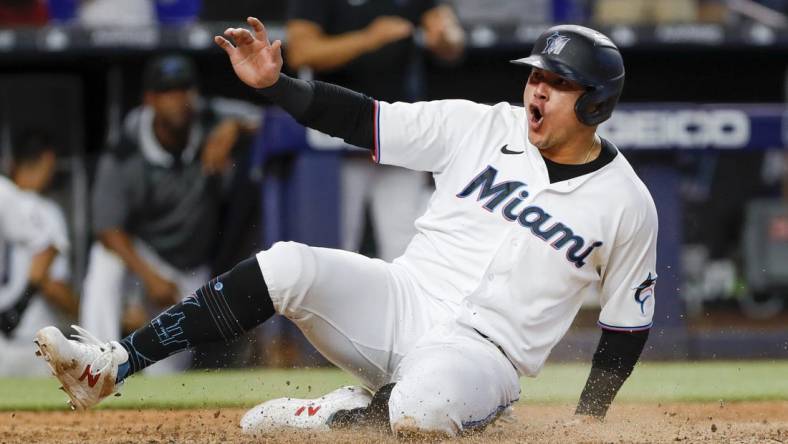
left=143, top=54, right=198, bottom=92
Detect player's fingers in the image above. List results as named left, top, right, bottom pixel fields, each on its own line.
left=223, top=28, right=240, bottom=46
left=237, top=28, right=256, bottom=45
left=214, top=36, right=235, bottom=55
left=247, top=17, right=269, bottom=44
left=228, top=28, right=255, bottom=46
left=270, top=39, right=282, bottom=53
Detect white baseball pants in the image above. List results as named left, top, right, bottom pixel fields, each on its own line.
left=256, top=241, right=520, bottom=435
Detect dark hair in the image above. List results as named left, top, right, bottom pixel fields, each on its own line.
left=12, top=130, right=53, bottom=165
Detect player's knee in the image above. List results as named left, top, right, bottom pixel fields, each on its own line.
left=254, top=241, right=317, bottom=319
left=388, top=381, right=461, bottom=437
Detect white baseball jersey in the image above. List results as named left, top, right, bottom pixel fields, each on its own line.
left=0, top=176, right=68, bottom=269
left=373, top=99, right=658, bottom=376
left=0, top=196, right=70, bottom=336
left=0, top=176, right=69, bottom=310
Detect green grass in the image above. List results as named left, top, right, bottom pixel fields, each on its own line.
left=521, top=361, right=788, bottom=403
left=2, top=361, right=787, bottom=411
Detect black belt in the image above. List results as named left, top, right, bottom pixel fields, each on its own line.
left=473, top=328, right=517, bottom=371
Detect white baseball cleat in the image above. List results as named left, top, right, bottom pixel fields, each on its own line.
left=33, top=325, right=128, bottom=411
left=240, top=385, right=373, bottom=434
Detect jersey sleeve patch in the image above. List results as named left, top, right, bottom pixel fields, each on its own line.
left=633, top=272, right=657, bottom=316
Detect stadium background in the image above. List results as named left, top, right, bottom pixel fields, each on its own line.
left=0, top=0, right=787, bottom=442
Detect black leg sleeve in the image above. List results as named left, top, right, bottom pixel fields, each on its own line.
left=575, top=329, right=649, bottom=418
left=329, top=383, right=395, bottom=430
left=118, top=256, right=274, bottom=379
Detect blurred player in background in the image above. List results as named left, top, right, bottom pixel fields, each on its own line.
left=286, top=0, right=464, bottom=261
left=0, top=131, right=75, bottom=376
left=80, top=54, right=260, bottom=372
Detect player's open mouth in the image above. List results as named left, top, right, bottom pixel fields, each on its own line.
left=528, top=104, right=544, bottom=131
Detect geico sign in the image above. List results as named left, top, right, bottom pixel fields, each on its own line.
left=598, top=109, right=750, bottom=149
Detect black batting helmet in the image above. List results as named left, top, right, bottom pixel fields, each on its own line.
left=512, top=25, right=624, bottom=126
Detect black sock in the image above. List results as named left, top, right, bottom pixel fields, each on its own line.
left=116, top=256, right=274, bottom=381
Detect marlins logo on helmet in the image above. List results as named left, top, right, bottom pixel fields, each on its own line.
left=542, top=32, right=571, bottom=55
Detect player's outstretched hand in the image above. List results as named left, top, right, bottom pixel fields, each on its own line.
left=215, top=17, right=283, bottom=89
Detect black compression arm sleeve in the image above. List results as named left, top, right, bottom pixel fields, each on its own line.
left=575, top=329, right=649, bottom=418
left=257, top=74, right=376, bottom=150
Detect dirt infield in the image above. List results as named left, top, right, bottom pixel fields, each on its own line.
left=2, top=401, right=786, bottom=443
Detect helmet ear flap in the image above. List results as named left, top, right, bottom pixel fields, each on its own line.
left=574, top=91, right=593, bottom=126
left=575, top=90, right=607, bottom=126
left=574, top=79, right=623, bottom=126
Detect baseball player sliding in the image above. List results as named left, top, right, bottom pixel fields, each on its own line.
left=35, top=18, right=658, bottom=437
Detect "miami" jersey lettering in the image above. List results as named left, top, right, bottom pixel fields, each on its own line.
left=456, top=165, right=603, bottom=268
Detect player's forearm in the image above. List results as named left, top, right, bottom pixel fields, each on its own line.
left=575, top=329, right=649, bottom=418
left=4, top=249, right=60, bottom=334
left=286, top=29, right=375, bottom=71
left=28, top=246, right=57, bottom=286
left=39, top=279, right=79, bottom=318
left=98, top=230, right=159, bottom=284
left=258, top=74, right=375, bottom=149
